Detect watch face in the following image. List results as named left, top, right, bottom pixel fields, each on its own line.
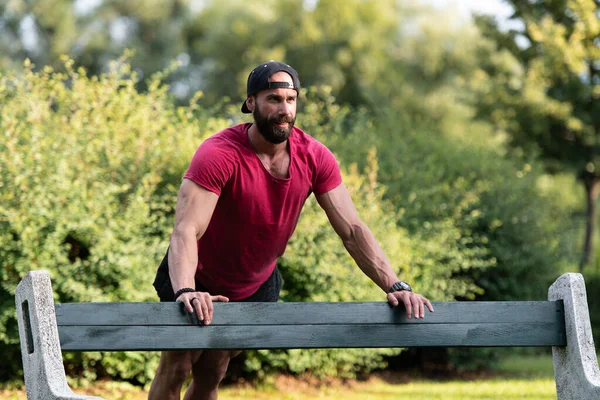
left=391, top=281, right=412, bottom=292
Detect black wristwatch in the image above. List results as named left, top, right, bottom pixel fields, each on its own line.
left=389, top=281, right=412, bottom=293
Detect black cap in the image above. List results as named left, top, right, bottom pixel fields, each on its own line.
left=241, top=61, right=301, bottom=113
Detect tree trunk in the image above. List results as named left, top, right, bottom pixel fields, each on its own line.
left=581, top=57, right=600, bottom=271
left=580, top=174, right=600, bottom=271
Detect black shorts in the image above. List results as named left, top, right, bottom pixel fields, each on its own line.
left=152, top=249, right=282, bottom=303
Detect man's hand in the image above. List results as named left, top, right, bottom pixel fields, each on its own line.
left=387, top=291, right=434, bottom=319
left=177, top=291, right=229, bottom=326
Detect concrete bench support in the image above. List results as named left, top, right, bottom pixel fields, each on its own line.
left=15, top=271, right=103, bottom=400
left=549, top=273, right=600, bottom=400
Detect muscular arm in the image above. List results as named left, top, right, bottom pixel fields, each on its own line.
left=316, top=183, right=433, bottom=318
left=315, top=184, right=397, bottom=292
left=168, top=178, right=219, bottom=291
left=168, top=178, right=227, bottom=324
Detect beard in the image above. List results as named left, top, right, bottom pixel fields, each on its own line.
left=253, top=104, right=296, bottom=144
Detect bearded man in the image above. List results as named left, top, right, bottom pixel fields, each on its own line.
left=149, top=61, right=433, bottom=400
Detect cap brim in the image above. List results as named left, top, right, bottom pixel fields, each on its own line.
left=241, top=100, right=251, bottom=114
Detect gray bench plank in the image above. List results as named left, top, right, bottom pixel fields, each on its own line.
left=58, top=322, right=566, bottom=351
left=55, top=301, right=565, bottom=326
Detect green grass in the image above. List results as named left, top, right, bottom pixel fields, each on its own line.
left=222, top=378, right=557, bottom=400
left=0, top=354, right=568, bottom=400
left=495, top=353, right=555, bottom=378
left=0, top=377, right=558, bottom=400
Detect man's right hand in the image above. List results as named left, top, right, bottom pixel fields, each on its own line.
left=177, top=291, right=229, bottom=326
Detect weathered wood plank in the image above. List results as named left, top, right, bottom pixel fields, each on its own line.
left=55, top=301, right=564, bottom=326
left=58, top=322, right=566, bottom=351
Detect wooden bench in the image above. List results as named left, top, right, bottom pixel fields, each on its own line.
left=15, top=270, right=600, bottom=399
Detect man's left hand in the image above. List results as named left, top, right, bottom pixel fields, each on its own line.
left=387, top=291, right=434, bottom=319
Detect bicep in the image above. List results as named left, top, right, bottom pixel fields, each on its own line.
left=173, top=178, right=219, bottom=239
left=315, top=183, right=360, bottom=240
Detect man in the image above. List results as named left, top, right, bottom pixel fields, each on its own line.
left=149, top=61, right=434, bottom=400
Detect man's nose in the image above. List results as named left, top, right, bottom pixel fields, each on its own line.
left=279, top=101, right=292, bottom=116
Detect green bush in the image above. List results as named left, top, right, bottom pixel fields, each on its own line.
left=315, top=102, right=574, bottom=302
left=387, top=123, right=572, bottom=301
left=374, top=116, right=576, bottom=370
left=0, top=58, right=229, bottom=384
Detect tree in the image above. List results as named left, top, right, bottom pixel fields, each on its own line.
left=0, top=0, right=190, bottom=88
left=473, top=0, right=600, bottom=270
left=182, top=0, right=401, bottom=106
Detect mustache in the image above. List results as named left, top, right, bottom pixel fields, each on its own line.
left=271, top=116, right=294, bottom=124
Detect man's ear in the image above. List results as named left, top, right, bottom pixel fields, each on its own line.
left=246, top=95, right=255, bottom=112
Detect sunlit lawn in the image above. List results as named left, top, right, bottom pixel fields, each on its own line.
left=0, top=354, right=564, bottom=400
left=0, top=377, right=557, bottom=400
left=220, top=378, right=557, bottom=400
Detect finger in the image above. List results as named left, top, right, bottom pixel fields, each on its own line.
left=418, top=299, right=425, bottom=319
left=190, top=298, right=203, bottom=326
left=206, top=297, right=214, bottom=325
left=178, top=295, right=194, bottom=313
left=425, top=299, right=434, bottom=313
left=211, top=295, right=229, bottom=303
left=190, top=297, right=203, bottom=326
left=402, top=295, right=413, bottom=319
left=387, top=293, right=399, bottom=306
left=191, top=296, right=203, bottom=322
left=200, top=295, right=211, bottom=325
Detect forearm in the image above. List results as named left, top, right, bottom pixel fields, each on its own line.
left=168, top=226, right=200, bottom=292
left=342, top=221, right=398, bottom=293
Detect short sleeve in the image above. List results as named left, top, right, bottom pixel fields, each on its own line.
left=312, top=144, right=342, bottom=195
left=183, top=139, right=235, bottom=196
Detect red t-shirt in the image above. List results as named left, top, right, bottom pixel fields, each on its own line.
left=183, top=123, right=342, bottom=300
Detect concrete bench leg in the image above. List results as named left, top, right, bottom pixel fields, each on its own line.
left=549, top=273, right=600, bottom=400
left=15, top=270, right=104, bottom=400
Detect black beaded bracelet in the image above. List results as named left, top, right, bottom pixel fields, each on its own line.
left=174, top=287, right=195, bottom=299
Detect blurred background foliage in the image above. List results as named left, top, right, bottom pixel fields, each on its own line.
left=0, top=0, right=598, bottom=386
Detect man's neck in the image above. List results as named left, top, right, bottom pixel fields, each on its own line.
left=247, top=123, right=288, bottom=158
